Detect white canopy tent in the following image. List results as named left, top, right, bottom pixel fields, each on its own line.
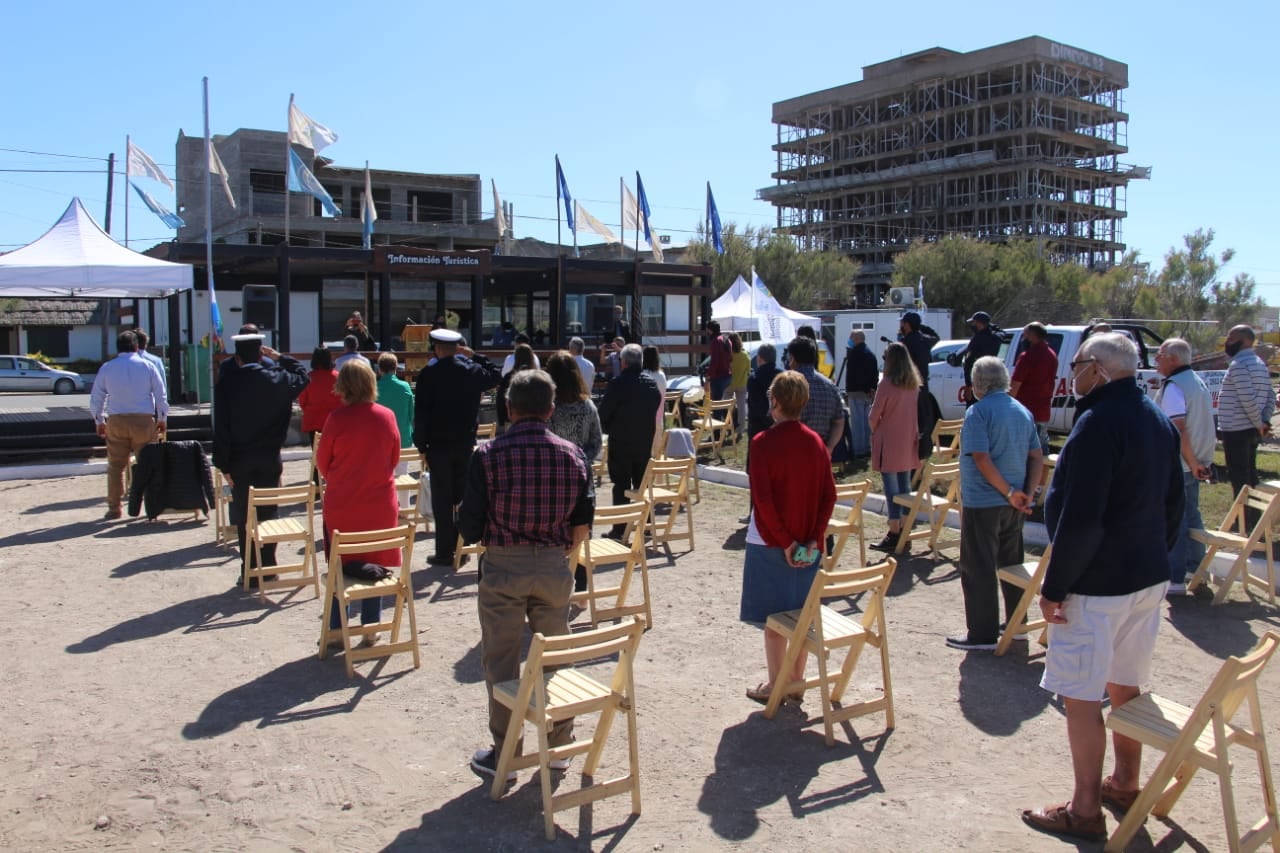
left=0, top=198, right=192, bottom=297
left=710, top=273, right=820, bottom=343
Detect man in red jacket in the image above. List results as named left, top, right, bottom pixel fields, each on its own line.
left=1010, top=322, right=1058, bottom=454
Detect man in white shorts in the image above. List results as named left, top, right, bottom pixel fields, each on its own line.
left=1021, top=333, right=1184, bottom=843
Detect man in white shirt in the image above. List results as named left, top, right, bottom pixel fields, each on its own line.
left=569, top=336, right=595, bottom=391
left=133, top=328, right=167, bottom=394
left=334, top=335, right=363, bottom=370
left=90, top=330, right=168, bottom=520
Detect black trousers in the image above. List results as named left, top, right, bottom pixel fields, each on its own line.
left=229, top=454, right=284, bottom=579
left=958, top=505, right=1026, bottom=643
left=1222, top=428, right=1262, bottom=527
left=426, top=446, right=473, bottom=559
left=608, top=455, right=649, bottom=507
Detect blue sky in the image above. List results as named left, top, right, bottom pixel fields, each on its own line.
left=3, top=0, right=1278, bottom=295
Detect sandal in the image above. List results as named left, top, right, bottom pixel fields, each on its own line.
left=1101, top=776, right=1140, bottom=813
left=1021, top=802, right=1107, bottom=842
left=745, top=683, right=804, bottom=706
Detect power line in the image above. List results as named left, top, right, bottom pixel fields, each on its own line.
left=0, top=146, right=109, bottom=162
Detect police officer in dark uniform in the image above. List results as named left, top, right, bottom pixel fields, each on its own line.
left=413, top=328, right=502, bottom=566
left=960, top=311, right=1003, bottom=405
left=213, top=333, right=310, bottom=587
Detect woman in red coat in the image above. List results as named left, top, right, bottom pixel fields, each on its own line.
left=316, top=359, right=403, bottom=645
left=297, top=347, right=342, bottom=484
left=740, top=370, right=837, bottom=704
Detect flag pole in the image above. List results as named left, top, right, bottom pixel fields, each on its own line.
left=123, top=135, right=130, bottom=249
left=619, top=177, right=625, bottom=261
left=284, top=94, right=293, bottom=246
left=203, top=77, right=216, bottom=422
left=555, top=155, right=562, bottom=257
left=704, top=181, right=710, bottom=250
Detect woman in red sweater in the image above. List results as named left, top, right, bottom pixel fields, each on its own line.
left=297, top=347, right=342, bottom=484
left=740, top=370, right=837, bottom=704
left=316, top=359, right=403, bottom=646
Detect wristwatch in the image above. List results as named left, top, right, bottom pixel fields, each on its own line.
left=1006, top=485, right=1015, bottom=499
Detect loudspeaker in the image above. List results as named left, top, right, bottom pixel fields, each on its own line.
left=242, top=285, right=278, bottom=329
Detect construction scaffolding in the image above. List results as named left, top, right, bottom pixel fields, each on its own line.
left=760, top=36, right=1144, bottom=303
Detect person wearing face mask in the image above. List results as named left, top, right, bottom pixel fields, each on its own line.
left=1021, top=332, right=1183, bottom=844
left=897, top=311, right=937, bottom=390
left=1217, top=324, right=1275, bottom=523
left=960, top=311, right=1002, bottom=406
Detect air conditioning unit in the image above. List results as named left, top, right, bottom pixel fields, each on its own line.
left=887, top=286, right=915, bottom=307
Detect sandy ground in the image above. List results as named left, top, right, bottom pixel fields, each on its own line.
left=3, top=460, right=1280, bottom=852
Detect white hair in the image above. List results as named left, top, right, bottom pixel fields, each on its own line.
left=1161, top=338, right=1192, bottom=366
left=620, top=343, right=643, bottom=368
left=1080, top=332, right=1139, bottom=375
left=971, top=356, right=1010, bottom=397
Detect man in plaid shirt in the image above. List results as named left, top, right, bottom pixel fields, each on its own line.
left=457, top=369, right=595, bottom=780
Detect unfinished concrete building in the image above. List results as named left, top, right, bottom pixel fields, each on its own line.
left=759, top=36, right=1145, bottom=303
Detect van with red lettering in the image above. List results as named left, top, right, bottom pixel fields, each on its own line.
left=929, top=323, right=1226, bottom=433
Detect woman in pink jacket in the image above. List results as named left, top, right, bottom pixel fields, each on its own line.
left=868, top=342, right=921, bottom=552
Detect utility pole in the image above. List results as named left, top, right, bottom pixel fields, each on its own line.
left=104, top=152, right=115, bottom=234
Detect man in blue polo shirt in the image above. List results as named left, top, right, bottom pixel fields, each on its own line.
left=947, top=356, right=1043, bottom=651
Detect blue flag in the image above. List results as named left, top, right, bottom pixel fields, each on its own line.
left=555, top=155, right=575, bottom=232
left=707, top=183, right=724, bottom=255
left=129, top=180, right=185, bottom=229
left=287, top=149, right=342, bottom=216
left=209, top=285, right=224, bottom=353
left=636, top=171, right=652, bottom=244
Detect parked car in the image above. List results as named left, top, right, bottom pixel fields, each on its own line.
left=929, top=339, right=968, bottom=364
left=0, top=356, right=87, bottom=394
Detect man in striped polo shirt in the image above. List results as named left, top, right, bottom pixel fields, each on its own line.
left=1217, top=325, right=1275, bottom=524
left=458, top=369, right=595, bottom=780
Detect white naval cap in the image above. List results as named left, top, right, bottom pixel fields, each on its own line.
left=429, top=328, right=463, bottom=344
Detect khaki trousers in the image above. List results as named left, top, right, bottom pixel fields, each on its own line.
left=477, top=544, right=574, bottom=752
left=105, top=414, right=157, bottom=510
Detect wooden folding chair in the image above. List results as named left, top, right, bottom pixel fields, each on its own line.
left=318, top=524, right=420, bottom=678
left=475, top=422, right=497, bottom=444
left=993, top=544, right=1053, bottom=656
left=660, top=427, right=700, bottom=504
left=825, top=479, right=872, bottom=571
left=762, top=558, right=897, bottom=746
left=1188, top=486, right=1280, bottom=605
left=912, top=418, right=964, bottom=488
left=663, top=390, right=683, bottom=429
left=392, top=447, right=432, bottom=534
left=307, top=431, right=325, bottom=496
left=1103, top=631, right=1280, bottom=853
left=571, top=503, right=652, bottom=629
left=244, top=484, right=320, bottom=600
left=1034, top=452, right=1058, bottom=508
left=490, top=617, right=646, bottom=841
left=592, top=439, right=608, bottom=489
left=893, top=461, right=962, bottom=557
left=213, top=468, right=236, bottom=546
left=626, top=456, right=696, bottom=553
left=450, top=424, right=497, bottom=569
left=691, top=397, right=736, bottom=461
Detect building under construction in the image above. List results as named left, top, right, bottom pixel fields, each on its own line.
left=759, top=36, right=1145, bottom=303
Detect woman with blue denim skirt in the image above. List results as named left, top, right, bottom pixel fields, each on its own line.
left=869, top=343, right=922, bottom=553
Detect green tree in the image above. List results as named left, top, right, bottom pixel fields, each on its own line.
left=1150, top=229, right=1261, bottom=350
left=891, top=236, right=1007, bottom=336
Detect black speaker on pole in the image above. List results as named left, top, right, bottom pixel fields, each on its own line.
left=242, top=285, right=278, bottom=330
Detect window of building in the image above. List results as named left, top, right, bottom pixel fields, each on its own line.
left=25, top=327, right=70, bottom=358
left=640, top=295, right=664, bottom=336
left=406, top=190, right=454, bottom=223
left=313, top=183, right=344, bottom=217
left=250, top=169, right=286, bottom=216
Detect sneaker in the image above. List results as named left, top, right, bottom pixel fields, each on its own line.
left=470, top=748, right=517, bottom=782
left=1167, top=583, right=1186, bottom=596
left=945, top=633, right=997, bottom=651
left=1000, top=623, right=1031, bottom=640
left=103, top=507, right=123, bottom=520
left=548, top=756, right=572, bottom=771
left=738, top=515, right=751, bottom=525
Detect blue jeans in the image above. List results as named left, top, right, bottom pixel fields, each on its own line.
left=709, top=376, right=731, bottom=401
left=1168, top=471, right=1204, bottom=585
left=848, top=392, right=872, bottom=456
left=329, top=596, right=383, bottom=628
left=881, top=471, right=911, bottom=521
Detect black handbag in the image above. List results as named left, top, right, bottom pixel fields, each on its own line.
left=342, top=561, right=393, bottom=582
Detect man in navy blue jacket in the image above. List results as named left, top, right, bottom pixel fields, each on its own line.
left=1022, top=333, right=1183, bottom=843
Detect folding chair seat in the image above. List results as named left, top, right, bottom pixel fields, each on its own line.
left=213, top=468, right=236, bottom=546
left=691, top=398, right=736, bottom=461
left=244, top=484, right=320, bottom=600
left=490, top=618, right=646, bottom=841
left=571, top=502, right=652, bottom=628
left=394, top=448, right=432, bottom=534
left=1103, top=631, right=1280, bottom=852
left=662, top=390, right=683, bottom=429
left=825, top=479, right=872, bottom=571
left=912, top=418, right=963, bottom=488
left=1188, top=486, right=1280, bottom=605
left=993, top=544, right=1052, bottom=656
left=762, top=558, right=897, bottom=746
left=893, top=461, right=962, bottom=557
left=318, top=524, right=420, bottom=678
left=626, top=456, right=696, bottom=553
left=475, top=422, right=497, bottom=444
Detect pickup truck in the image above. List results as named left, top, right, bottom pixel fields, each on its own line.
left=927, top=323, right=1227, bottom=434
